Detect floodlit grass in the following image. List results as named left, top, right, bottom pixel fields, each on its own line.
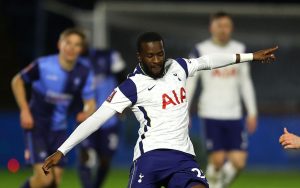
left=1, top=168, right=299, bottom=188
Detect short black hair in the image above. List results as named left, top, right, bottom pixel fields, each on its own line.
left=137, top=32, right=164, bottom=52
left=210, top=11, right=232, bottom=23
left=59, top=27, right=87, bottom=47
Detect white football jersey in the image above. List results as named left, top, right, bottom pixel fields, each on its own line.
left=103, top=58, right=201, bottom=160
left=187, top=39, right=257, bottom=120
left=57, top=53, right=246, bottom=158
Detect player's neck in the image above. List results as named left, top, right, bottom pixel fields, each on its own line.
left=139, top=63, right=165, bottom=79
left=212, top=37, right=229, bottom=46
left=59, top=55, right=76, bottom=71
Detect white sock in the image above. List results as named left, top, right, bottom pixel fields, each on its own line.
left=206, top=163, right=223, bottom=188
left=222, top=161, right=238, bottom=187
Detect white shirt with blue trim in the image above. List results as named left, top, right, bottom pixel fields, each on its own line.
left=187, top=39, right=257, bottom=120
left=57, top=53, right=253, bottom=160
left=103, top=54, right=237, bottom=160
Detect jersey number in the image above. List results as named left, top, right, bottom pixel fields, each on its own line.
left=162, top=87, right=186, bottom=109
left=191, top=168, right=206, bottom=179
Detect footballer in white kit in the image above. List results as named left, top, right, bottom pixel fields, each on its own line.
left=187, top=12, right=257, bottom=188
left=42, top=32, right=277, bottom=188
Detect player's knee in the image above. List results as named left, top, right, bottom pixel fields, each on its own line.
left=210, top=152, right=226, bottom=170
left=231, top=159, right=246, bottom=170
left=211, top=157, right=225, bottom=170
left=35, top=174, right=56, bottom=187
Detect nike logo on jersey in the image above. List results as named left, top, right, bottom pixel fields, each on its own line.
left=162, top=87, right=186, bottom=109
left=148, top=85, right=156, bottom=91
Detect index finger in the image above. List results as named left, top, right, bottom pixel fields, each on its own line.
left=42, top=165, right=50, bottom=175
left=42, top=167, right=49, bottom=176
left=265, top=46, right=279, bottom=54
left=42, top=160, right=52, bottom=173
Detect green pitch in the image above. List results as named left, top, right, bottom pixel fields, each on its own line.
left=1, top=168, right=299, bottom=188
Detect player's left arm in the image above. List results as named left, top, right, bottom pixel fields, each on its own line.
left=76, top=71, right=96, bottom=122
left=42, top=79, right=135, bottom=174
left=184, top=46, right=278, bottom=77
left=239, top=63, right=258, bottom=134
left=43, top=104, right=117, bottom=175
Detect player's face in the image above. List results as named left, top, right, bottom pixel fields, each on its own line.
left=58, top=34, right=84, bottom=63
left=210, top=16, right=233, bottom=44
left=138, top=41, right=165, bottom=78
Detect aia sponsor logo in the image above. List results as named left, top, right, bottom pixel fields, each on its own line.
left=162, top=87, right=186, bottom=109
left=106, top=90, right=117, bottom=103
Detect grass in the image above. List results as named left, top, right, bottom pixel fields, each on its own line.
left=1, top=168, right=300, bottom=188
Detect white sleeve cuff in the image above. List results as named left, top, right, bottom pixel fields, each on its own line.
left=240, top=53, right=253, bottom=62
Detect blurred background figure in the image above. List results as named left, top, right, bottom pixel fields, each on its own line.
left=187, top=12, right=257, bottom=188
left=11, top=28, right=96, bottom=188
left=77, top=48, right=126, bottom=188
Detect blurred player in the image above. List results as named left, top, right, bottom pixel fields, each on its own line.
left=77, top=48, right=126, bottom=188
left=187, top=12, right=258, bottom=188
left=279, top=128, right=300, bottom=149
left=11, top=28, right=96, bottom=188
left=42, top=32, right=277, bottom=188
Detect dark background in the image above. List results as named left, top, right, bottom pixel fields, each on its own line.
left=1, top=0, right=300, bottom=113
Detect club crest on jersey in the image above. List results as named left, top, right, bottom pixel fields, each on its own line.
left=162, top=87, right=186, bottom=109
left=106, top=90, right=117, bottom=103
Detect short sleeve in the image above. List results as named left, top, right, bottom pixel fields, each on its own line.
left=111, top=51, right=126, bottom=73
left=103, top=78, right=137, bottom=113
left=20, top=61, right=40, bottom=83
left=81, top=71, right=96, bottom=100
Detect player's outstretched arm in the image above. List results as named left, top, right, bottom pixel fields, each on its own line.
left=212, top=46, right=278, bottom=68
left=42, top=104, right=117, bottom=175
left=279, top=128, right=300, bottom=149
left=251, top=46, right=278, bottom=63
left=187, top=46, right=278, bottom=75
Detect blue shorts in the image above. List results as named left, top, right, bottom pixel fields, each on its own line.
left=203, top=118, right=247, bottom=153
left=24, top=127, right=67, bottom=167
left=80, top=123, right=120, bottom=157
left=127, top=149, right=209, bottom=188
